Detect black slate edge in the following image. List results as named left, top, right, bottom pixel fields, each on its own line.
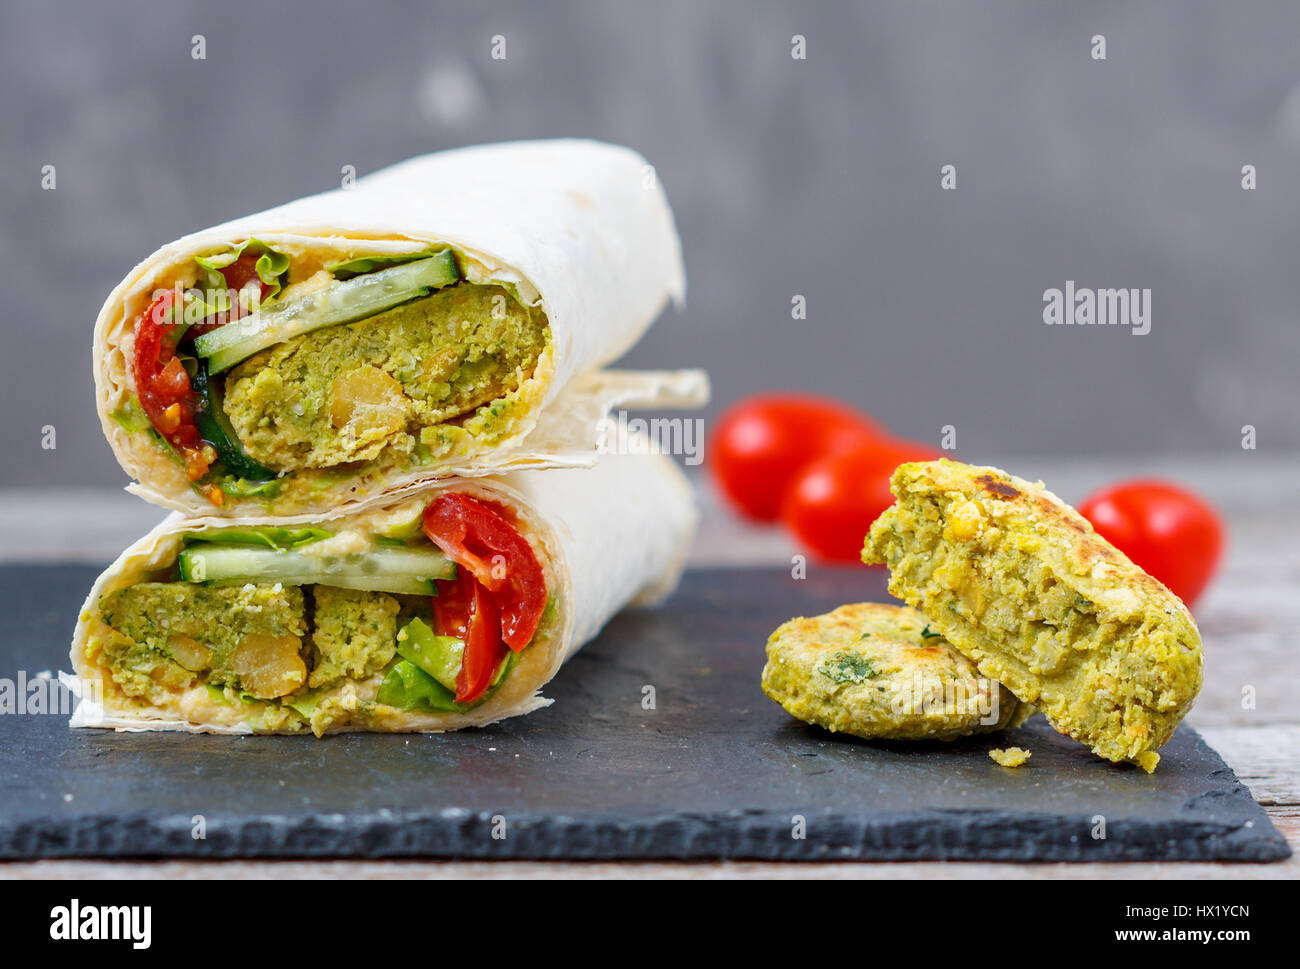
left=0, top=806, right=1288, bottom=863
left=2, top=565, right=1292, bottom=865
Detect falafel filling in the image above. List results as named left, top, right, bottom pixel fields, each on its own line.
left=222, top=283, right=548, bottom=472
left=93, top=581, right=421, bottom=734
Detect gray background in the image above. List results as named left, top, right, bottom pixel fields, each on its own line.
left=3, top=0, right=1298, bottom=489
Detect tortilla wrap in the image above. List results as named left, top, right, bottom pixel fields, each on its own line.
left=69, top=434, right=696, bottom=734
left=93, top=139, right=698, bottom=517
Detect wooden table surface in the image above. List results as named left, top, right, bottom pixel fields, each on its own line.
left=3, top=455, right=1296, bottom=878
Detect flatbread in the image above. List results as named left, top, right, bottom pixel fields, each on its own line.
left=70, top=434, right=696, bottom=734
left=93, top=139, right=698, bottom=517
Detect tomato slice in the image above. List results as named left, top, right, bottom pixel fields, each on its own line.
left=423, top=494, right=547, bottom=651
left=432, top=569, right=474, bottom=640
left=457, top=576, right=506, bottom=704
left=131, top=289, right=213, bottom=481
left=433, top=569, right=507, bottom=704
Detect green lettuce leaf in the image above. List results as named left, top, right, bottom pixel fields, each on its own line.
left=110, top=396, right=183, bottom=466
left=376, top=645, right=518, bottom=714
left=284, top=688, right=324, bottom=718
left=376, top=660, right=465, bottom=713
left=219, top=476, right=282, bottom=499
left=182, top=526, right=334, bottom=551
left=395, top=618, right=463, bottom=692
left=109, top=398, right=152, bottom=433
left=195, top=238, right=291, bottom=299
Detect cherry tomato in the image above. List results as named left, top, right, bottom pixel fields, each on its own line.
left=1078, top=480, right=1224, bottom=606
left=781, top=438, right=944, bottom=563
left=709, top=394, right=887, bottom=521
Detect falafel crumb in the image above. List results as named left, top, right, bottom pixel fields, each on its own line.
left=989, top=746, right=1032, bottom=768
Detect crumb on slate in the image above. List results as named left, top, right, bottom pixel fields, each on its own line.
left=989, top=746, right=1032, bottom=768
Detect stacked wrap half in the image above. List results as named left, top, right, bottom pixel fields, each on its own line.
left=72, top=139, right=705, bottom=734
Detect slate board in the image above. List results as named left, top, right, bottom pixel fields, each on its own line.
left=0, top=564, right=1289, bottom=862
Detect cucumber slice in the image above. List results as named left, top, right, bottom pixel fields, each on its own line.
left=327, top=250, right=442, bottom=280
left=178, top=543, right=456, bottom=595
left=191, top=359, right=277, bottom=480
left=369, top=500, right=427, bottom=541
left=194, top=251, right=459, bottom=373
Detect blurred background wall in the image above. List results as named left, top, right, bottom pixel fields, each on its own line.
left=3, top=0, right=1298, bottom=489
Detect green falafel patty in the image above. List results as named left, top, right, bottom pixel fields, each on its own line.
left=94, top=581, right=409, bottom=732
left=223, top=282, right=549, bottom=472
left=99, top=582, right=309, bottom=703
left=862, top=459, right=1204, bottom=772
left=761, top=602, right=1027, bottom=741
left=307, top=586, right=401, bottom=689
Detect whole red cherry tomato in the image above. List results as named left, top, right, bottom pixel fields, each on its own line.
left=1078, top=480, right=1224, bottom=607
left=781, top=438, right=944, bottom=563
left=709, top=394, right=886, bottom=521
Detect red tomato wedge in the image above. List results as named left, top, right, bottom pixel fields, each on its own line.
left=423, top=493, right=547, bottom=651
left=432, top=569, right=473, bottom=640
left=434, top=569, right=508, bottom=704
left=709, top=394, right=886, bottom=521
left=130, top=289, right=213, bottom=481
